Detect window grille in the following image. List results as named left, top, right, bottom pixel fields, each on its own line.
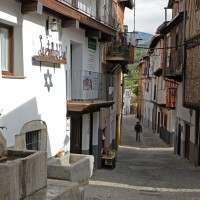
left=26, top=130, right=40, bottom=150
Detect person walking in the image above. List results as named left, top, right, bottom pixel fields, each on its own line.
left=134, top=120, right=142, bottom=142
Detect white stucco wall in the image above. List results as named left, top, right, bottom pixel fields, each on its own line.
left=0, top=0, right=70, bottom=157
left=82, top=114, right=90, bottom=151
left=143, top=100, right=154, bottom=128
left=176, top=83, right=195, bottom=145
left=0, top=0, right=110, bottom=158
left=176, top=83, right=195, bottom=124
left=123, top=88, right=131, bottom=115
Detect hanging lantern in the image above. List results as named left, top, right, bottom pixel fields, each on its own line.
left=50, top=18, right=58, bottom=32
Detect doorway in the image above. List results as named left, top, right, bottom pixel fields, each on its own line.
left=70, top=116, right=82, bottom=154
left=185, top=124, right=190, bottom=160
left=177, top=124, right=181, bottom=156
left=157, top=112, right=160, bottom=133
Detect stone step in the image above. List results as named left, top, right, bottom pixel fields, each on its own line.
left=24, top=179, right=84, bottom=200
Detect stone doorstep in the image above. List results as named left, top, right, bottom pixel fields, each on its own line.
left=24, top=179, right=84, bottom=200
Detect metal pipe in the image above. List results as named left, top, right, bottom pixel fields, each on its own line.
left=182, top=0, right=186, bottom=107
left=134, top=0, right=135, bottom=32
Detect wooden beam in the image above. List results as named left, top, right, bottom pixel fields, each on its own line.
left=85, top=29, right=101, bottom=39
left=21, top=0, right=116, bottom=36
left=21, top=1, right=43, bottom=15
left=99, top=34, right=113, bottom=42
left=62, top=19, right=79, bottom=29
left=21, top=1, right=37, bottom=14
left=37, top=0, right=116, bottom=36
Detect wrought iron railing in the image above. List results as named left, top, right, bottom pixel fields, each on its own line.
left=58, top=0, right=117, bottom=28
left=66, top=70, right=115, bottom=101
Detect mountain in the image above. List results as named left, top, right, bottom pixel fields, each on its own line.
left=135, top=32, right=153, bottom=45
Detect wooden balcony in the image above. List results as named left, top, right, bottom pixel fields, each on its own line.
left=18, top=0, right=117, bottom=40
left=164, top=42, right=183, bottom=82
left=166, top=87, right=177, bottom=108
left=66, top=70, right=115, bottom=115
left=106, top=32, right=135, bottom=64
left=106, top=45, right=134, bottom=63
left=161, top=12, right=184, bottom=82
left=67, top=100, right=114, bottom=116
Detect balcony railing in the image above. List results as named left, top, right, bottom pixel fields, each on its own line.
left=58, top=0, right=117, bottom=28
left=166, top=87, right=177, bottom=108
left=107, top=44, right=131, bottom=58
left=66, top=70, right=115, bottom=101
left=106, top=32, right=136, bottom=62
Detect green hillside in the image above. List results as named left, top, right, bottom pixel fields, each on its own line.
left=124, top=32, right=153, bottom=97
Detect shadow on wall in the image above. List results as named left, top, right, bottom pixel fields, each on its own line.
left=0, top=97, right=52, bottom=156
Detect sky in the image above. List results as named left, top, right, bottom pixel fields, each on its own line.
left=124, top=0, right=171, bottom=35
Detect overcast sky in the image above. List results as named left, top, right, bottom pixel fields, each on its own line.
left=124, top=0, right=171, bottom=35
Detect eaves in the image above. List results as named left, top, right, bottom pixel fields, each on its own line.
left=160, top=12, right=184, bottom=34
left=118, top=0, right=134, bottom=9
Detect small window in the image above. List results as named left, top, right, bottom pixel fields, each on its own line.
left=0, top=23, right=14, bottom=75
left=126, top=90, right=130, bottom=97
left=26, top=130, right=41, bottom=150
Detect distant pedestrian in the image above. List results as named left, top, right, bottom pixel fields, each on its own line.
left=134, top=120, right=142, bottom=142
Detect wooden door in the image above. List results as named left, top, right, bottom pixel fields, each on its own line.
left=177, top=124, right=181, bottom=156
left=70, top=116, right=82, bottom=154
left=89, top=113, right=93, bottom=155
left=185, top=124, right=190, bottom=160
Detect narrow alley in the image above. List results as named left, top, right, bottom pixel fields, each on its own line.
left=84, top=115, right=200, bottom=200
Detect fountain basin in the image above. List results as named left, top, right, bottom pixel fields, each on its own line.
left=0, top=150, right=47, bottom=200
left=47, top=153, right=94, bottom=183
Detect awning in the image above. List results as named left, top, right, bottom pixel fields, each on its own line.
left=153, top=68, right=162, bottom=76
left=67, top=100, right=115, bottom=116
left=160, top=12, right=184, bottom=34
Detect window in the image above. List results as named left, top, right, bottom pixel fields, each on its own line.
left=0, top=23, right=13, bottom=75
left=126, top=90, right=130, bottom=97
left=26, top=130, right=41, bottom=150
left=196, top=0, right=200, bottom=9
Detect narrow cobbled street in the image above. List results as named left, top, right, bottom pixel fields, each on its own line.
left=84, top=115, right=200, bottom=200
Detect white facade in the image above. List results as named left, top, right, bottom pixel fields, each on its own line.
left=0, top=0, right=107, bottom=158
left=141, top=61, right=154, bottom=128
left=176, top=83, right=195, bottom=157
left=123, top=88, right=131, bottom=115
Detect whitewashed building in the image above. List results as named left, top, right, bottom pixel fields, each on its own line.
left=0, top=0, right=134, bottom=169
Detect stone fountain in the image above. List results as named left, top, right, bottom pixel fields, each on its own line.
left=0, top=131, right=47, bottom=200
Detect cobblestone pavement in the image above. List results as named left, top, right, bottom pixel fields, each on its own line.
left=84, top=115, right=200, bottom=200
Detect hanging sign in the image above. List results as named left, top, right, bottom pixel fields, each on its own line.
left=88, top=37, right=97, bottom=50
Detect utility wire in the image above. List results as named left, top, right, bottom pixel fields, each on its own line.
left=135, top=44, right=184, bottom=50
left=135, top=40, right=200, bottom=50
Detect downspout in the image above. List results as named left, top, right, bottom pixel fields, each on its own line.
left=182, top=0, right=200, bottom=165
left=182, top=0, right=186, bottom=107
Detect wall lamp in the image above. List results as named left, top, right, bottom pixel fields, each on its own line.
left=46, top=16, right=58, bottom=37
left=50, top=18, right=58, bottom=32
